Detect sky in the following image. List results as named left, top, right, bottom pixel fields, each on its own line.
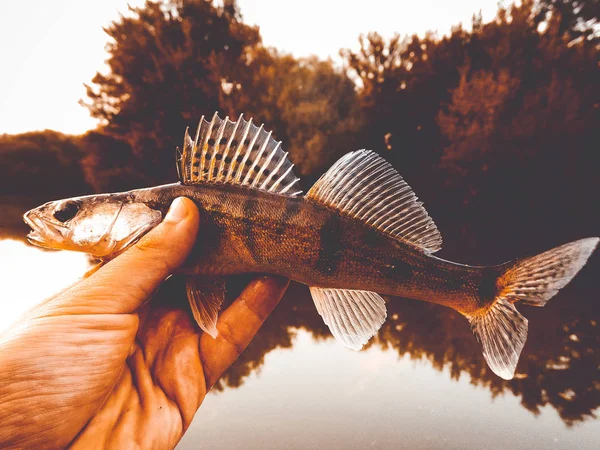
left=0, top=0, right=500, bottom=135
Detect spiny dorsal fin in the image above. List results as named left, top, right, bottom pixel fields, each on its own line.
left=178, top=112, right=302, bottom=196
left=306, top=150, right=442, bottom=253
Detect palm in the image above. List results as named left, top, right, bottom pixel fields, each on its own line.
left=69, top=303, right=206, bottom=449
left=73, top=275, right=287, bottom=449
left=0, top=276, right=288, bottom=450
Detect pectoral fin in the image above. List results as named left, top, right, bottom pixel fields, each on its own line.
left=309, top=287, right=387, bottom=350
left=186, top=276, right=226, bottom=339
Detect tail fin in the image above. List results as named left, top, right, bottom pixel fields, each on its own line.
left=468, top=238, right=598, bottom=380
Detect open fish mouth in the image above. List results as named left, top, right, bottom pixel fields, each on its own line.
left=23, top=211, right=65, bottom=249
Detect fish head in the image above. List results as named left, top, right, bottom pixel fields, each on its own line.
left=23, top=193, right=162, bottom=258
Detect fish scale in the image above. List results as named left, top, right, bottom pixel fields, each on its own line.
left=23, top=113, right=599, bottom=381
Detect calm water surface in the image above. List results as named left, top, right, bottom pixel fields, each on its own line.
left=1, top=231, right=599, bottom=449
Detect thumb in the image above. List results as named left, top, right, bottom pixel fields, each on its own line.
left=48, top=197, right=200, bottom=315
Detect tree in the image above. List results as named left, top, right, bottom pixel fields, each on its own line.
left=435, top=0, right=600, bottom=254
left=534, top=0, right=600, bottom=39
left=79, top=131, right=148, bottom=192
left=341, top=29, right=474, bottom=186
left=0, top=131, right=89, bottom=197
left=82, top=0, right=261, bottom=185
left=189, top=43, right=363, bottom=179
left=82, top=0, right=361, bottom=186
left=437, top=66, right=520, bottom=176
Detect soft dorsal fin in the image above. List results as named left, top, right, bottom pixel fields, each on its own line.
left=306, top=150, right=442, bottom=253
left=177, top=112, right=302, bottom=196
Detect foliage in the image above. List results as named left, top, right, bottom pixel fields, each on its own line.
left=433, top=1, right=600, bottom=256
left=341, top=0, right=599, bottom=257
left=80, top=0, right=361, bottom=186
left=0, top=131, right=89, bottom=197
left=534, top=0, right=600, bottom=38
left=225, top=50, right=362, bottom=179
left=79, top=131, right=149, bottom=192
left=2, top=0, right=597, bottom=254
left=81, top=0, right=262, bottom=185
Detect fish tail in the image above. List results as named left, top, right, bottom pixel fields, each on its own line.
left=467, top=237, right=598, bottom=380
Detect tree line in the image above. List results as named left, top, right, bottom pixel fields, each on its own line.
left=1, top=0, right=598, bottom=261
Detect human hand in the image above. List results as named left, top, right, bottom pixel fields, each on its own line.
left=0, top=197, right=289, bottom=449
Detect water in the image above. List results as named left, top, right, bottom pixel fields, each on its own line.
left=1, top=229, right=599, bottom=449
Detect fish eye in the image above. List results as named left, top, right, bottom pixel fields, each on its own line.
left=53, top=200, right=81, bottom=222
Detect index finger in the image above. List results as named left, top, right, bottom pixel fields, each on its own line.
left=199, top=275, right=289, bottom=388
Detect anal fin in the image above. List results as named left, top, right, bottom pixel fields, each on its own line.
left=310, top=287, right=387, bottom=350
left=186, top=276, right=226, bottom=339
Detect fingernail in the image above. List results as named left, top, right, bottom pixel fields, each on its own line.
left=165, top=197, right=189, bottom=223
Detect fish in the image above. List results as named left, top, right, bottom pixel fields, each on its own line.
left=23, top=113, right=598, bottom=380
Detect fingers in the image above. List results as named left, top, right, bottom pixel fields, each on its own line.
left=47, top=197, right=200, bottom=315
left=199, top=275, right=289, bottom=388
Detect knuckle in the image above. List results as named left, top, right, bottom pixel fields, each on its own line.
left=218, top=320, right=246, bottom=355
left=132, top=241, right=175, bottom=275
left=136, top=232, right=167, bottom=253
left=122, top=282, right=156, bottom=306
left=200, top=352, right=214, bottom=388
left=240, top=296, right=268, bottom=322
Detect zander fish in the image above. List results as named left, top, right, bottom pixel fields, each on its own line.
left=24, top=113, right=598, bottom=380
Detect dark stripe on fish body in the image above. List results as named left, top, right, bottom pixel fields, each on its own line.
left=242, top=196, right=260, bottom=261
left=478, top=267, right=500, bottom=306
left=275, top=198, right=302, bottom=241
left=315, top=213, right=344, bottom=276
left=380, top=256, right=412, bottom=280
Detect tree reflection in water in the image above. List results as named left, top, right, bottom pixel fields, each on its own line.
left=153, top=267, right=599, bottom=427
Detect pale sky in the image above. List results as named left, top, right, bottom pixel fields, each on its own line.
left=0, top=0, right=500, bottom=135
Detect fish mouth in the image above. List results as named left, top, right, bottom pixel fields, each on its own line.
left=23, top=211, right=65, bottom=249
